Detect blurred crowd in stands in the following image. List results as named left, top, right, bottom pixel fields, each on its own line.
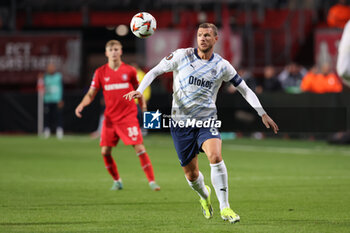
left=223, top=60, right=343, bottom=95
left=220, top=0, right=350, bottom=95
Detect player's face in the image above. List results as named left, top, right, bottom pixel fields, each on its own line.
left=197, top=28, right=218, bottom=53
left=105, top=44, right=122, bottom=61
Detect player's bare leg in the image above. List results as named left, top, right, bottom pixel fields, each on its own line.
left=133, top=144, right=160, bottom=191
left=202, top=138, right=240, bottom=223
left=101, top=146, right=123, bottom=190
left=183, top=156, right=213, bottom=219
left=183, top=156, right=199, bottom=181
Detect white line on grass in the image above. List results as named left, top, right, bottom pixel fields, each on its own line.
left=225, top=144, right=350, bottom=156
left=230, top=176, right=350, bottom=181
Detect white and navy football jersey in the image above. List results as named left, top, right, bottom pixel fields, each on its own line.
left=337, top=20, right=350, bottom=80
left=156, top=48, right=242, bottom=121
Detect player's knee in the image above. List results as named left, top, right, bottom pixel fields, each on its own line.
left=185, top=170, right=199, bottom=182
left=207, top=152, right=222, bottom=164
left=134, top=144, right=145, bottom=154
left=101, top=146, right=112, bottom=156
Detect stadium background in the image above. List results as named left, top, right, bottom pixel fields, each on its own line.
left=0, top=0, right=349, bottom=137
left=1, top=1, right=350, bottom=233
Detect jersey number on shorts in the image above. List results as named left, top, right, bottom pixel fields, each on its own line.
left=210, top=127, right=219, bottom=136
left=127, top=126, right=139, bottom=141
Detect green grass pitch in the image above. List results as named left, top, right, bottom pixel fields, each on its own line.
left=1, top=134, right=350, bottom=233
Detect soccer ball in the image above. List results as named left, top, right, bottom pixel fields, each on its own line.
left=130, top=12, right=157, bottom=38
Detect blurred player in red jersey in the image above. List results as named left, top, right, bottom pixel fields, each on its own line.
left=75, top=40, right=160, bottom=191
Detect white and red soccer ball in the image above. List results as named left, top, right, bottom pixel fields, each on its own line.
left=130, top=12, right=157, bottom=38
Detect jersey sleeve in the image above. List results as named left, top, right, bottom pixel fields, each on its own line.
left=236, top=80, right=266, bottom=116
left=157, top=49, right=184, bottom=72
left=222, top=60, right=240, bottom=85
left=90, top=69, right=101, bottom=90
left=136, top=49, right=184, bottom=94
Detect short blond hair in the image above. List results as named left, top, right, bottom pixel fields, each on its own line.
left=105, top=40, right=122, bottom=49
left=198, top=23, right=218, bottom=36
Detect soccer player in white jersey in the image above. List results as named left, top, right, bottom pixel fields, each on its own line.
left=124, top=23, right=279, bottom=223
left=337, top=19, right=350, bottom=83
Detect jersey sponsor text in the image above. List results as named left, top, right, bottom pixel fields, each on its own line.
left=188, top=75, right=213, bottom=89
left=104, top=83, right=129, bottom=91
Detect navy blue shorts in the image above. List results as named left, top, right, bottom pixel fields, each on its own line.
left=170, top=126, right=221, bottom=167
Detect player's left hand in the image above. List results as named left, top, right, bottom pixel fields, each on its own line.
left=123, top=91, right=142, bottom=101
left=261, top=114, right=279, bottom=134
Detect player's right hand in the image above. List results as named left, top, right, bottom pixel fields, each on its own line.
left=75, top=105, right=84, bottom=118
left=123, top=91, right=142, bottom=101
left=261, top=114, right=279, bottom=134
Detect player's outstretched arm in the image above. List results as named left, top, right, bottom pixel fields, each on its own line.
left=75, top=88, right=98, bottom=118
left=261, top=114, right=279, bottom=134
left=235, top=80, right=279, bottom=134
left=124, top=62, right=166, bottom=101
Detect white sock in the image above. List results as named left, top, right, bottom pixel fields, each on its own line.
left=56, top=127, right=64, bottom=139
left=210, top=160, right=230, bottom=210
left=186, top=171, right=209, bottom=200
left=44, top=127, right=50, bottom=138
